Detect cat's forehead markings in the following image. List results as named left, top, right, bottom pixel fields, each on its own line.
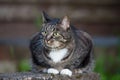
left=47, top=25, right=55, bottom=31
left=43, top=24, right=56, bottom=32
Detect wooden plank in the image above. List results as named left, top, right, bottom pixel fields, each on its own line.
left=74, top=23, right=120, bottom=36
left=0, top=22, right=37, bottom=38
left=0, top=22, right=119, bottom=38
left=0, top=5, right=119, bottom=23
left=0, top=5, right=38, bottom=22
left=0, top=0, right=119, bottom=5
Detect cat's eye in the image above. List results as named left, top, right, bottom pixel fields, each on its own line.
left=53, top=32, right=60, bottom=36
left=41, top=31, right=47, bottom=35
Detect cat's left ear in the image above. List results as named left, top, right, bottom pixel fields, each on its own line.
left=61, top=16, right=70, bottom=30
left=42, top=11, right=51, bottom=23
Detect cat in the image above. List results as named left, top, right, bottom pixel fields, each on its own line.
left=29, top=11, right=94, bottom=76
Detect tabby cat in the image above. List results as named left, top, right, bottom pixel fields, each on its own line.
left=29, top=12, right=94, bottom=76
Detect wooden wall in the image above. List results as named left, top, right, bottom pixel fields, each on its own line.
left=0, top=0, right=119, bottom=39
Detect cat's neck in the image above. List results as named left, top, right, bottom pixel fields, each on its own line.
left=49, top=48, right=68, bottom=63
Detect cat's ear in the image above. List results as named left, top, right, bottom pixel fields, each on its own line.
left=42, top=11, right=51, bottom=23
left=61, top=16, right=70, bottom=30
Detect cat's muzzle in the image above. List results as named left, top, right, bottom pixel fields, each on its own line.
left=45, top=39, right=66, bottom=49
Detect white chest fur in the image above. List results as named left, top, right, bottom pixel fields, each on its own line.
left=49, top=48, right=68, bottom=63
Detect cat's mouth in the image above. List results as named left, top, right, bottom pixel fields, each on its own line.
left=44, top=40, right=66, bottom=49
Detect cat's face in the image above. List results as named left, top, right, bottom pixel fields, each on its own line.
left=41, top=12, right=72, bottom=50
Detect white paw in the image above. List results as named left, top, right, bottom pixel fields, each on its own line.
left=60, top=69, right=72, bottom=76
left=79, top=70, right=83, bottom=73
left=47, top=68, right=59, bottom=74
left=78, top=69, right=83, bottom=73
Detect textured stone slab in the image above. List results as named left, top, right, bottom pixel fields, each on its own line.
left=0, top=72, right=100, bottom=80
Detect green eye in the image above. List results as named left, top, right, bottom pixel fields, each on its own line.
left=42, top=31, right=47, bottom=35
left=54, top=32, right=60, bottom=36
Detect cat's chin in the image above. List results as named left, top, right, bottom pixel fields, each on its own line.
left=45, top=45, right=66, bottom=50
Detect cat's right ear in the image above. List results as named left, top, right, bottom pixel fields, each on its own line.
left=61, top=16, right=70, bottom=30
left=42, top=11, right=51, bottom=23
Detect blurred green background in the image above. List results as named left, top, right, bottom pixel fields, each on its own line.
left=0, top=0, right=120, bottom=80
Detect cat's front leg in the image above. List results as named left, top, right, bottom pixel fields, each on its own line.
left=47, top=68, right=59, bottom=74
left=77, top=59, right=95, bottom=73
left=74, top=60, right=94, bottom=74
left=60, top=69, right=72, bottom=76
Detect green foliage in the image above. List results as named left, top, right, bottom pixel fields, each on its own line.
left=94, top=46, right=120, bottom=80
left=18, top=59, right=31, bottom=72
left=111, top=74, right=120, bottom=80
left=34, top=15, right=43, bottom=30
left=94, top=51, right=106, bottom=80
left=100, top=74, right=107, bottom=80
left=94, top=54, right=105, bottom=74
left=9, top=45, right=15, bottom=58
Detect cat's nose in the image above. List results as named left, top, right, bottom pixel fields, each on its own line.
left=46, top=32, right=53, bottom=40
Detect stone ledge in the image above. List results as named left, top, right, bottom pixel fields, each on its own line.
left=0, top=72, right=100, bottom=80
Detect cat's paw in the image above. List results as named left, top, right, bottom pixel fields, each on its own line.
left=78, top=69, right=83, bottom=73
left=75, top=69, right=83, bottom=74
left=60, top=69, right=72, bottom=76
left=47, top=68, right=59, bottom=74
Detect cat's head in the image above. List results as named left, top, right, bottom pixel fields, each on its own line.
left=41, top=12, right=73, bottom=50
